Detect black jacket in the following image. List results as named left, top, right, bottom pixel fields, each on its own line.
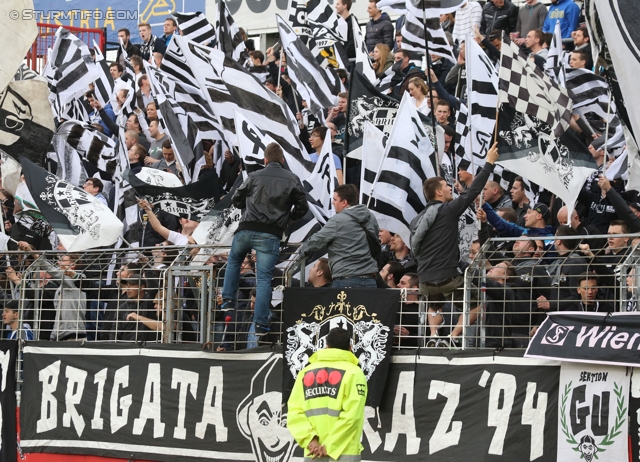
left=233, top=162, right=309, bottom=238
left=365, top=13, right=395, bottom=53
left=547, top=251, right=589, bottom=311
left=480, top=0, right=519, bottom=35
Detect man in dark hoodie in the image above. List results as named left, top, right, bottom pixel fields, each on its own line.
left=365, top=0, right=394, bottom=53
left=410, top=142, right=499, bottom=329
left=301, top=184, right=380, bottom=289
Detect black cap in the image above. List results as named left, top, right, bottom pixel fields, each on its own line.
left=532, top=202, right=551, bottom=222
left=265, top=76, right=276, bottom=86
left=5, top=300, right=19, bottom=311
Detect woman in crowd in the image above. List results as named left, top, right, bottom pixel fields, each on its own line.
left=372, top=44, right=394, bottom=78
left=407, top=77, right=430, bottom=115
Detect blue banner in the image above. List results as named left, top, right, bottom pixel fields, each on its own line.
left=32, top=0, right=206, bottom=45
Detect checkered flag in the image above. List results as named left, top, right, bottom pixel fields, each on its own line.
left=498, top=34, right=572, bottom=138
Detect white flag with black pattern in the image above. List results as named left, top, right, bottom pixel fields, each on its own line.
left=565, top=67, right=615, bottom=122
left=173, top=11, right=217, bottom=45
left=276, top=15, right=341, bottom=120
left=369, top=92, right=438, bottom=248
left=401, top=13, right=456, bottom=62
left=406, top=0, right=466, bottom=18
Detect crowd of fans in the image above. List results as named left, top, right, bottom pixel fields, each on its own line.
left=0, top=0, right=636, bottom=350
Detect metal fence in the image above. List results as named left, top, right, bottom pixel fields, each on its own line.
left=4, top=233, right=637, bottom=367
left=26, top=23, right=106, bottom=74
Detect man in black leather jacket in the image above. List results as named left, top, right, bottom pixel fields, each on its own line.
left=480, top=0, right=519, bottom=36
left=220, top=143, right=308, bottom=337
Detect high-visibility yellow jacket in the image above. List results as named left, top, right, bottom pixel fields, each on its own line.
left=287, top=348, right=368, bottom=461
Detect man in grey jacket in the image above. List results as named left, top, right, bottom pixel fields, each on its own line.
left=27, top=251, right=87, bottom=341
left=301, top=184, right=380, bottom=288
left=410, top=143, right=498, bottom=339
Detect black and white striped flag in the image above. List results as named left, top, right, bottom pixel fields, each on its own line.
left=454, top=103, right=474, bottom=172
left=305, top=133, right=338, bottom=220
left=353, top=16, right=377, bottom=85
left=377, top=0, right=408, bottom=14
left=45, top=28, right=99, bottom=109
left=565, top=67, right=615, bottom=122
left=360, top=122, right=388, bottom=203
left=406, top=0, right=467, bottom=18
left=463, top=38, right=498, bottom=169
left=544, top=20, right=566, bottom=85
left=369, top=93, right=437, bottom=248
left=277, top=15, right=342, bottom=120
left=52, top=120, right=118, bottom=185
left=605, top=149, right=628, bottom=181
left=173, top=11, right=217, bottom=45
left=215, top=0, right=246, bottom=61
left=92, top=42, right=115, bottom=107
left=150, top=62, right=224, bottom=146
left=401, top=13, right=456, bottom=62
left=499, top=35, right=572, bottom=138
left=169, top=36, right=314, bottom=179
left=234, top=111, right=274, bottom=176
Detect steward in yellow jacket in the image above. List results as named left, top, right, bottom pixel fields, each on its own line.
left=287, top=328, right=368, bottom=461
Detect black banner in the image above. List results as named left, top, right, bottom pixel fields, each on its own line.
left=126, top=169, right=219, bottom=220
left=526, top=311, right=640, bottom=367
left=0, top=341, right=17, bottom=462
left=19, top=344, right=562, bottom=461
left=282, top=288, right=399, bottom=406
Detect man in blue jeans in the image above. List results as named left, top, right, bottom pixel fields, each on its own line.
left=300, top=184, right=380, bottom=288
left=220, top=143, right=308, bottom=336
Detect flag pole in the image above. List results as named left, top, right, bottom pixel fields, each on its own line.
left=465, top=34, right=481, bottom=230
left=218, top=0, right=226, bottom=55
left=420, top=4, right=441, bottom=176
left=602, top=89, right=613, bottom=175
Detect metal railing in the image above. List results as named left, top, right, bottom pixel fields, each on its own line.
left=4, top=233, right=637, bottom=368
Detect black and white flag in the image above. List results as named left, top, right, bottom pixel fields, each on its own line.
left=346, top=70, right=399, bottom=160
left=126, top=169, right=218, bottom=221
left=289, top=0, right=349, bottom=69
left=91, top=42, right=115, bottom=108
left=463, top=37, right=498, bottom=170
left=173, top=11, right=217, bottom=45
left=454, top=103, right=474, bottom=172
left=360, top=121, right=388, bottom=203
left=605, top=148, right=628, bottom=181
left=353, top=16, right=377, bottom=85
left=565, top=67, right=615, bottom=122
left=282, top=288, right=399, bottom=406
left=0, top=80, right=55, bottom=166
left=150, top=62, right=224, bottom=147
left=234, top=111, right=273, bottom=176
left=171, top=36, right=313, bottom=175
left=112, top=127, right=138, bottom=244
left=45, top=28, right=99, bottom=110
left=136, top=167, right=184, bottom=188
left=499, top=35, right=572, bottom=138
left=369, top=93, right=437, bottom=247
left=20, top=156, right=123, bottom=251
left=405, top=0, right=467, bottom=18
left=277, top=15, right=341, bottom=120
left=544, top=20, right=566, bottom=86
left=52, top=120, right=118, bottom=181
left=215, top=0, right=247, bottom=61
left=496, top=104, right=598, bottom=211
left=401, top=13, right=456, bottom=62
left=305, top=132, right=338, bottom=219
